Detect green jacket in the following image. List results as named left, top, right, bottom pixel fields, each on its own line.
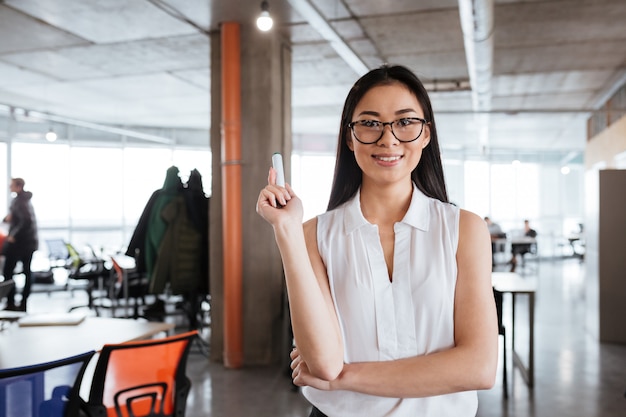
left=144, top=166, right=183, bottom=281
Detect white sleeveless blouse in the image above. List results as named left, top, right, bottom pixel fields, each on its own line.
left=302, top=185, right=478, bottom=416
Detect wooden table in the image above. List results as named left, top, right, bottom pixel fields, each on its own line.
left=492, top=272, right=537, bottom=388
left=0, top=316, right=174, bottom=369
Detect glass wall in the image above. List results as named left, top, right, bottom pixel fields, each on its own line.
left=4, top=141, right=210, bottom=259
left=0, top=142, right=6, bottom=234
left=292, top=151, right=584, bottom=258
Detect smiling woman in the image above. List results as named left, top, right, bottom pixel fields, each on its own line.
left=257, top=64, right=497, bottom=417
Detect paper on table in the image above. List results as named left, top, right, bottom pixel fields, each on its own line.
left=18, top=312, right=87, bottom=327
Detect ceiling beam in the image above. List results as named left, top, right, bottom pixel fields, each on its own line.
left=458, top=0, right=494, bottom=112
left=0, top=104, right=174, bottom=145
left=287, top=0, right=369, bottom=76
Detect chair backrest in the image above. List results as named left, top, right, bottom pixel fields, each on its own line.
left=65, top=243, right=83, bottom=271
left=45, top=239, right=70, bottom=262
left=493, top=288, right=504, bottom=334
left=0, top=350, right=95, bottom=417
left=85, top=330, right=198, bottom=417
left=0, top=279, right=15, bottom=299
left=110, top=257, right=125, bottom=285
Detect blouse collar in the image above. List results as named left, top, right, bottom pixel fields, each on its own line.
left=343, top=183, right=431, bottom=234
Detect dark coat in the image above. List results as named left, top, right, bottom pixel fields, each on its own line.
left=4, top=190, right=38, bottom=253
left=125, top=166, right=183, bottom=276
left=150, top=169, right=209, bottom=295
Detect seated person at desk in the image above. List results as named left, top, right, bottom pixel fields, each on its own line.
left=509, top=219, right=537, bottom=272
left=485, top=217, right=506, bottom=267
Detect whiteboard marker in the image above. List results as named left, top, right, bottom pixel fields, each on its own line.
left=272, top=152, right=285, bottom=187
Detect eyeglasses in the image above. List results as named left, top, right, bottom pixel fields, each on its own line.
left=347, top=117, right=429, bottom=144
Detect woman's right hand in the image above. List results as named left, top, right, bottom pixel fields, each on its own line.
left=290, top=348, right=333, bottom=390
left=256, top=167, right=303, bottom=227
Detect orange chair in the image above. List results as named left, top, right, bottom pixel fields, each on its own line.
left=82, top=330, right=198, bottom=417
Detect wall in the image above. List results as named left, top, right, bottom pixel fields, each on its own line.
left=585, top=115, right=626, bottom=170
left=584, top=115, right=626, bottom=344
left=597, top=170, right=626, bottom=343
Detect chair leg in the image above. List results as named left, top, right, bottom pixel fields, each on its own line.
left=503, top=329, right=508, bottom=399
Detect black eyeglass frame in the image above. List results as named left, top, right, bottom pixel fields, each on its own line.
left=347, top=117, right=430, bottom=144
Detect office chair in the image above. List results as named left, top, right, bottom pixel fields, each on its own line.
left=43, top=239, right=109, bottom=310
left=0, top=280, right=21, bottom=329
left=82, top=330, right=198, bottom=417
left=494, top=288, right=508, bottom=398
left=65, top=242, right=109, bottom=311
left=45, top=239, right=71, bottom=269
left=0, top=279, right=15, bottom=302
left=93, top=256, right=148, bottom=319
left=0, top=350, right=95, bottom=417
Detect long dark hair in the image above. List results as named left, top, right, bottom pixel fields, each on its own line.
left=326, top=65, right=449, bottom=211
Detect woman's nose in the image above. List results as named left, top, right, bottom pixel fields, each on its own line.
left=377, top=124, right=398, bottom=145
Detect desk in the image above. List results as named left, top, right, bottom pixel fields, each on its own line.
left=510, top=236, right=537, bottom=255
left=0, top=317, right=174, bottom=369
left=492, top=272, right=537, bottom=388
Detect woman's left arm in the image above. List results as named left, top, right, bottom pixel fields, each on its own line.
left=291, top=209, right=498, bottom=397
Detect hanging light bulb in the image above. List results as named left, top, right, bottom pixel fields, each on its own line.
left=45, top=127, right=57, bottom=142
left=256, top=1, right=273, bottom=32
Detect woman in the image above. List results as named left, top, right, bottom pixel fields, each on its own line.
left=257, top=65, right=497, bottom=416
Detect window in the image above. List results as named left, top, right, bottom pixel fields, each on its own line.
left=463, top=160, right=490, bottom=217
left=0, top=143, right=6, bottom=219
left=5, top=142, right=210, bottom=253
left=291, top=154, right=336, bottom=220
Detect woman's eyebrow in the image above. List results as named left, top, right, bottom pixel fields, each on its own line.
left=356, top=108, right=419, bottom=118
left=395, top=108, right=418, bottom=115
left=356, top=110, right=380, bottom=118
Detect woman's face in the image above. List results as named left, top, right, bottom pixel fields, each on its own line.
left=347, top=82, right=430, bottom=187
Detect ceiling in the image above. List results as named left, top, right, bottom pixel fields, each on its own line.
left=1, top=0, right=625, bottom=162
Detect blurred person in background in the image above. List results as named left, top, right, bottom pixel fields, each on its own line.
left=1, top=178, right=39, bottom=311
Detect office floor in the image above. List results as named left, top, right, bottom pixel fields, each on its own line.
left=14, top=256, right=626, bottom=417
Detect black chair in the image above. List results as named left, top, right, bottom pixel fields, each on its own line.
left=65, top=243, right=109, bottom=312
left=45, top=238, right=71, bottom=269
left=44, top=239, right=109, bottom=312
left=92, top=255, right=149, bottom=319
left=494, top=288, right=508, bottom=398
left=0, top=280, right=19, bottom=327
left=0, top=279, right=15, bottom=301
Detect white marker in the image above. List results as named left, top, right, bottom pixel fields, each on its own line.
left=272, top=152, right=285, bottom=187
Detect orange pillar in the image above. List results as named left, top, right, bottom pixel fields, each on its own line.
left=221, top=22, right=243, bottom=368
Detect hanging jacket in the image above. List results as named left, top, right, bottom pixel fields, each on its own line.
left=183, top=169, right=209, bottom=294
left=150, top=169, right=209, bottom=295
left=151, top=194, right=202, bottom=294
left=126, top=166, right=183, bottom=278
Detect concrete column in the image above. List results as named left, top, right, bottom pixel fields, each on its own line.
left=584, top=115, right=626, bottom=344
left=210, top=23, right=292, bottom=365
